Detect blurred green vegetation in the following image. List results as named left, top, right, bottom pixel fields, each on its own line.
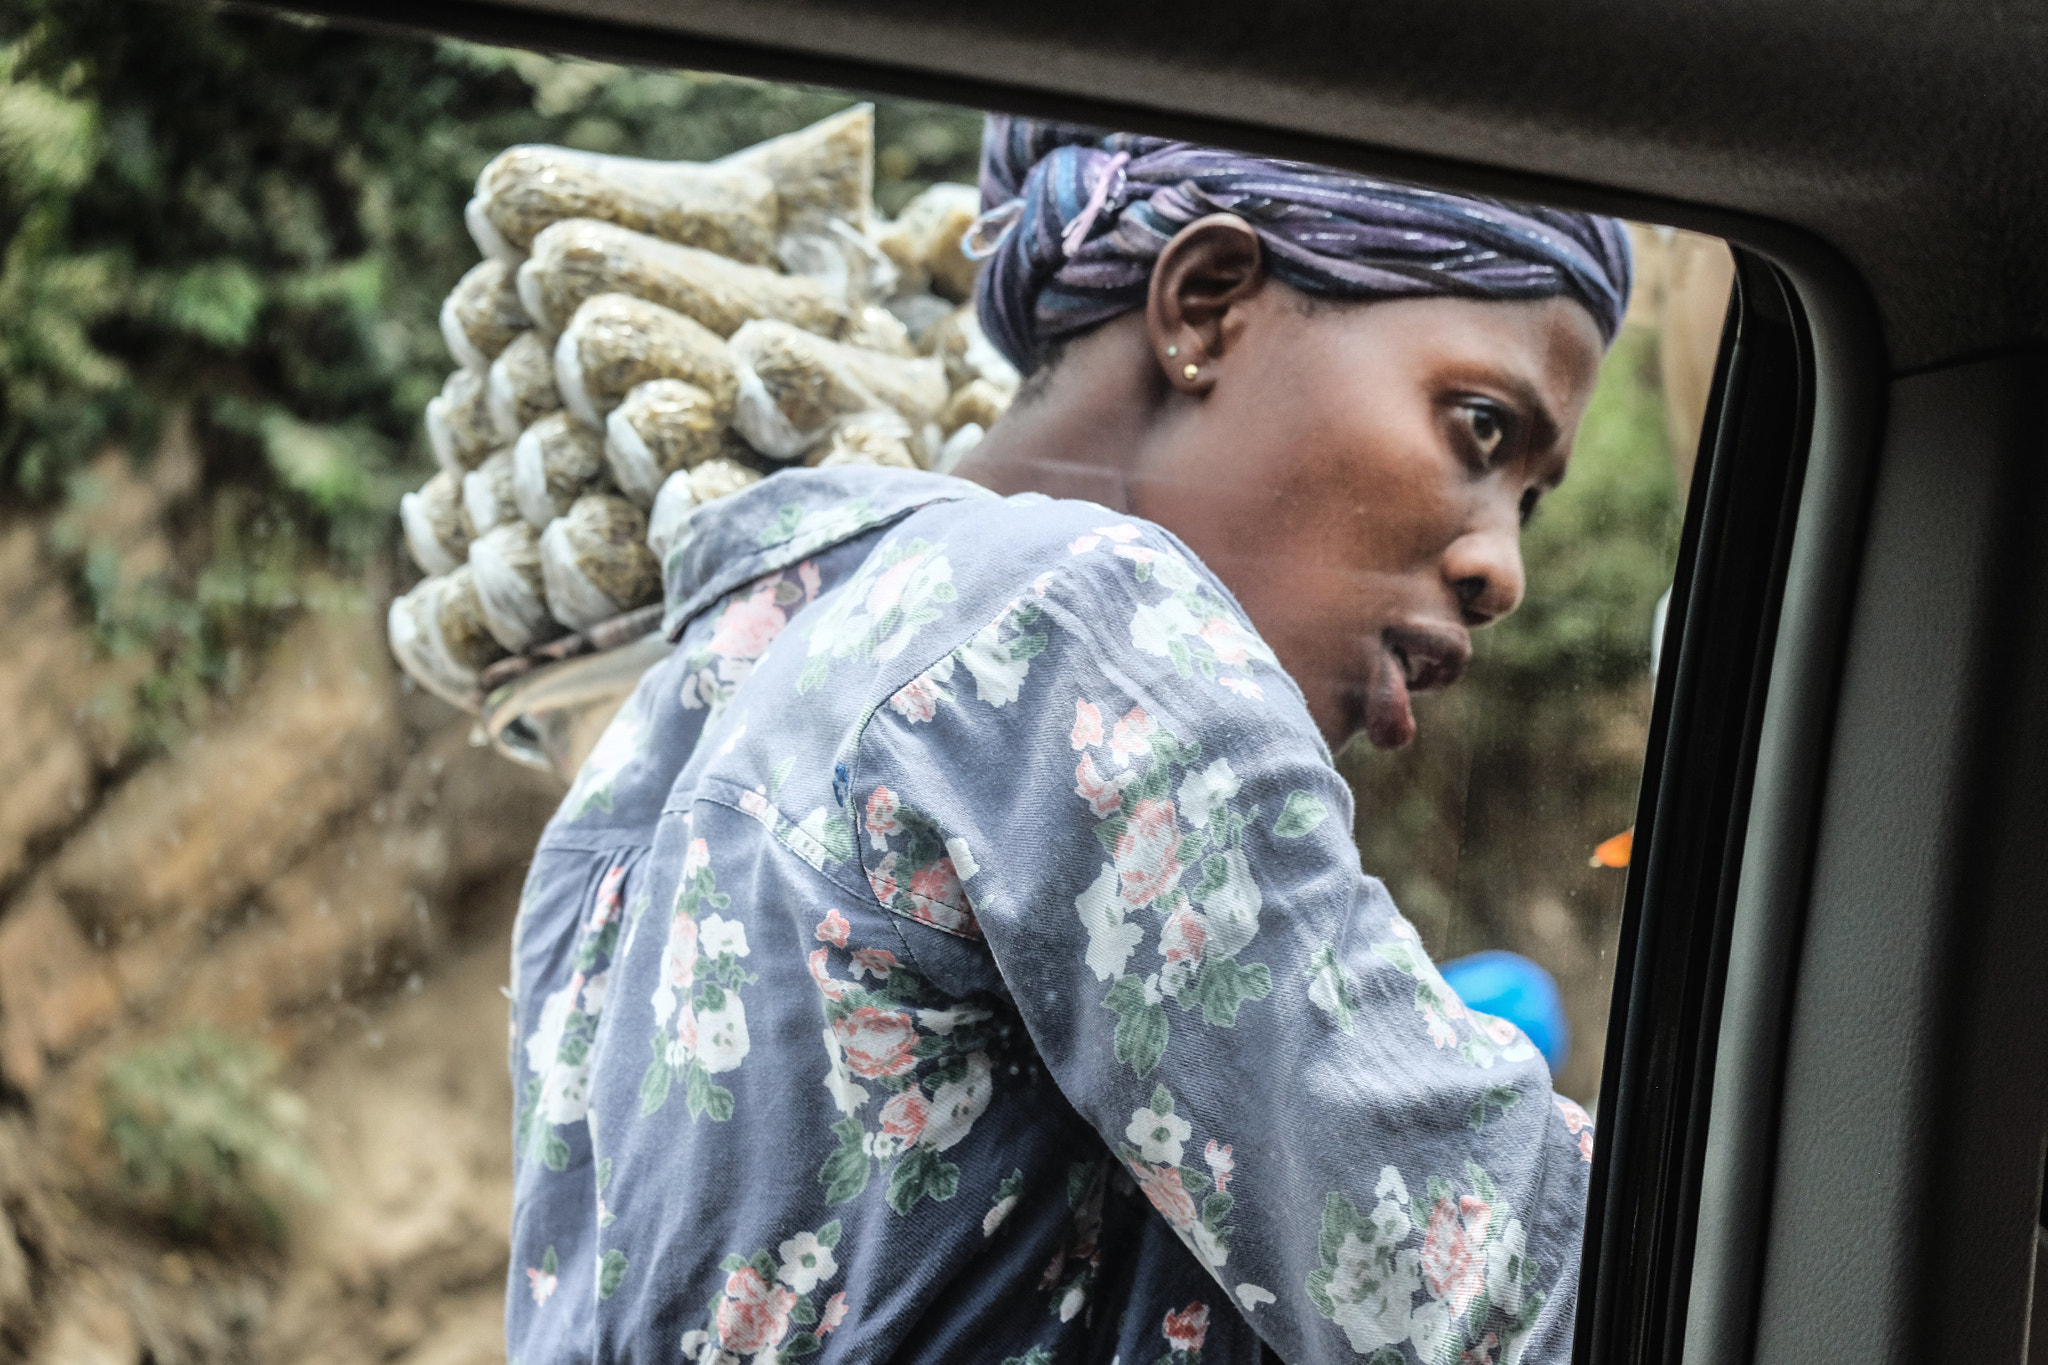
left=101, top=1026, right=327, bottom=1244
left=0, top=0, right=980, bottom=747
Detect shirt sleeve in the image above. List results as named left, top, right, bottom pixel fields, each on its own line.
left=847, top=526, right=1593, bottom=1365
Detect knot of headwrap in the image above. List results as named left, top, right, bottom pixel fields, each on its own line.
left=971, top=116, right=1635, bottom=374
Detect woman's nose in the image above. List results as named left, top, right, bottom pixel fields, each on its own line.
left=1443, top=526, right=1525, bottom=626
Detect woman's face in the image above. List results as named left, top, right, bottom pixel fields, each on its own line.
left=1131, top=289, right=1606, bottom=750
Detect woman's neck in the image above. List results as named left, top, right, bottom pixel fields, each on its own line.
left=950, top=314, right=1170, bottom=511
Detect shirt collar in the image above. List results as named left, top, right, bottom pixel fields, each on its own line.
left=661, top=466, right=995, bottom=641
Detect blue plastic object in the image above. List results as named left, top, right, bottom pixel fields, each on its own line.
left=1438, top=950, right=1571, bottom=1073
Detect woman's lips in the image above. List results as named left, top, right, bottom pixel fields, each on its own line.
left=1364, top=656, right=1417, bottom=749
left=1357, top=623, right=1472, bottom=750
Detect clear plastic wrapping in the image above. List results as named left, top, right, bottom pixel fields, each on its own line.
left=804, top=410, right=925, bottom=470
left=399, top=469, right=471, bottom=575
left=539, top=494, right=661, bottom=631
left=440, top=259, right=531, bottom=371
left=387, top=567, right=506, bottom=709
left=461, top=447, right=519, bottom=536
left=935, top=422, right=986, bottom=475
left=688, top=455, right=764, bottom=503
left=777, top=218, right=898, bottom=309
left=425, top=368, right=497, bottom=475
left=467, top=519, right=563, bottom=653
left=488, top=332, right=564, bottom=443
left=517, top=219, right=847, bottom=339
left=873, top=182, right=983, bottom=302
left=923, top=304, right=1023, bottom=396
left=727, top=319, right=948, bottom=460
left=842, top=304, right=915, bottom=357
left=604, top=378, right=731, bottom=506
left=469, top=144, right=779, bottom=264
left=719, top=104, right=873, bottom=235
left=554, top=292, right=736, bottom=431
left=941, top=377, right=1011, bottom=435
left=514, top=411, right=613, bottom=528
left=642, top=456, right=763, bottom=570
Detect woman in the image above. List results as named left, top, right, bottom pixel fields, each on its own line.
left=504, top=117, right=1629, bottom=1365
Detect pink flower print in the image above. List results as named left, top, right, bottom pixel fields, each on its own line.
left=709, top=580, right=788, bottom=661
left=1114, top=798, right=1184, bottom=907
left=674, top=1001, right=700, bottom=1059
left=1203, top=1140, right=1234, bottom=1194
left=1218, top=676, right=1263, bottom=700
left=1096, top=524, right=1142, bottom=543
left=819, top=1292, right=849, bottom=1334
left=1160, top=907, right=1206, bottom=968
left=1198, top=616, right=1250, bottom=666
left=1114, top=544, right=1159, bottom=566
left=1420, top=1194, right=1491, bottom=1314
left=1461, top=1332, right=1500, bottom=1365
left=590, top=864, right=626, bottom=929
left=832, top=1006, right=919, bottom=1078
left=526, top=1263, right=558, bottom=1305
left=888, top=674, right=941, bottom=723
left=864, top=786, right=903, bottom=848
left=1071, top=699, right=1103, bottom=749
left=908, top=857, right=963, bottom=909
left=866, top=554, right=923, bottom=616
left=799, top=561, right=822, bottom=601
left=661, top=914, right=700, bottom=993
left=1074, top=752, right=1129, bottom=818
left=867, top=851, right=901, bottom=907
left=1109, top=706, right=1156, bottom=764
left=1068, top=534, right=1102, bottom=555
left=807, top=948, right=849, bottom=1002
left=715, top=1266, right=798, bottom=1354
left=878, top=1089, right=930, bottom=1146
left=1162, top=1301, right=1211, bottom=1353
left=1479, top=1014, right=1520, bottom=1047
left=682, top=837, right=711, bottom=880
left=816, top=908, right=851, bottom=947
left=1423, top=1003, right=1458, bottom=1049
left=1557, top=1097, right=1596, bottom=1162
left=851, top=947, right=899, bottom=980
left=1128, top=1159, right=1198, bottom=1229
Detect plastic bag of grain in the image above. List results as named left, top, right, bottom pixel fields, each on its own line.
left=777, top=217, right=899, bottom=309
left=941, top=378, right=1011, bottom=436
left=488, top=332, right=564, bottom=443
left=514, top=411, right=612, bottom=528
left=554, top=292, right=736, bottom=431
left=462, top=448, right=519, bottom=536
left=935, top=423, right=985, bottom=475
left=441, top=259, right=532, bottom=371
left=923, top=304, right=1022, bottom=396
left=727, top=319, right=947, bottom=461
left=388, top=567, right=506, bottom=709
left=873, top=183, right=983, bottom=302
left=399, top=469, right=471, bottom=575
left=719, top=104, right=873, bottom=236
left=465, top=145, right=779, bottom=265
left=539, top=494, right=662, bottom=631
left=604, top=378, right=731, bottom=506
left=645, top=457, right=765, bottom=567
left=843, top=304, right=916, bottom=357
left=803, top=410, right=924, bottom=470
left=425, top=368, right=497, bottom=475
left=467, top=520, right=561, bottom=653
left=517, top=219, right=846, bottom=339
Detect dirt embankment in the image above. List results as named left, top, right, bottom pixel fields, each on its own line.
left=0, top=450, right=561, bottom=1365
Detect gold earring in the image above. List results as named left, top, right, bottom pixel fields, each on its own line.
left=1183, top=363, right=1200, bottom=381
left=1166, top=345, right=1179, bottom=358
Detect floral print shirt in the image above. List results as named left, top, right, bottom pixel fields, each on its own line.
left=505, top=467, right=1593, bottom=1365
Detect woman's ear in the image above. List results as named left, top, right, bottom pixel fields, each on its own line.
left=1147, top=214, right=1265, bottom=393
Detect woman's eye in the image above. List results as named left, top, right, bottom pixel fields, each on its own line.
left=1459, top=401, right=1509, bottom=463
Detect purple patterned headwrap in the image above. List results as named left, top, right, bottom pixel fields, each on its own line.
left=972, top=117, right=1634, bottom=373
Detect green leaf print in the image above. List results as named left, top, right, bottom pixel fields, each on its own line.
left=541, top=1132, right=570, bottom=1172
left=1468, top=1085, right=1522, bottom=1131
left=816, top=1218, right=844, bottom=1247
left=540, top=1245, right=558, bottom=1276
left=782, top=1332, right=825, bottom=1359
left=886, top=1144, right=961, bottom=1214
left=1307, top=944, right=1357, bottom=1034
left=1274, top=790, right=1330, bottom=838
left=721, top=1253, right=748, bottom=1271
left=1002, top=1348, right=1055, bottom=1365
left=597, top=1250, right=627, bottom=1300
left=639, top=1039, right=673, bottom=1116
left=820, top=1117, right=871, bottom=1203
left=1105, top=973, right=1169, bottom=1077
left=595, top=1157, right=612, bottom=1192
left=685, top=1060, right=735, bottom=1122
left=770, top=756, right=796, bottom=794
left=1192, top=956, right=1273, bottom=1027
left=790, top=1297, right=818, bottom=1326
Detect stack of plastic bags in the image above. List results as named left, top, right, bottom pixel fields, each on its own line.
left=390, top=107, right=1020, bottom=708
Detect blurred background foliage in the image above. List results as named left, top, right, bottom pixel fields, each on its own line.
left=0, top=0, right=1682, bottom=1094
